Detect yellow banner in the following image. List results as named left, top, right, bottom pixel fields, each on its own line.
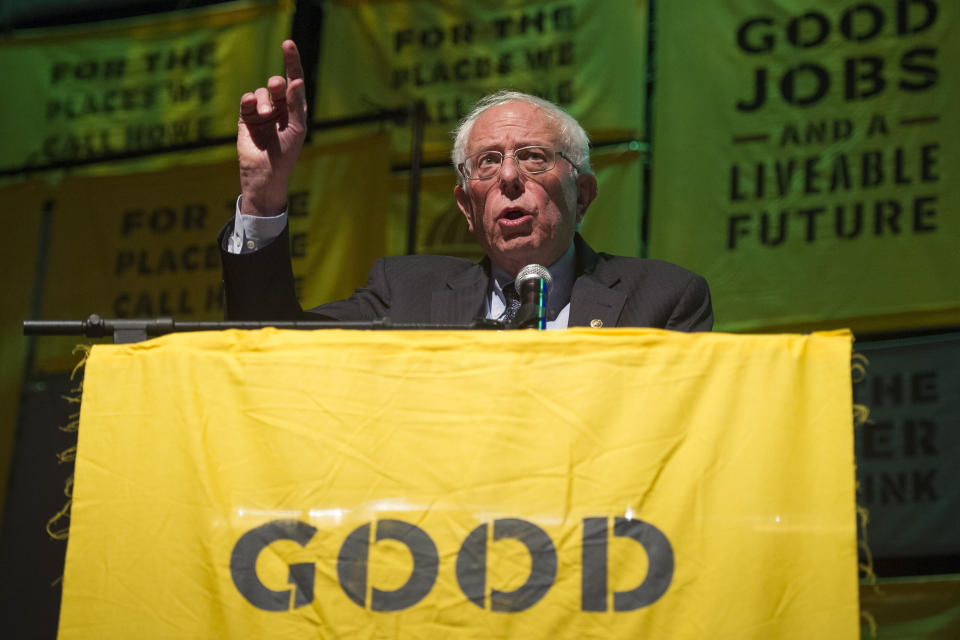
left=61, top=329, right=858, bottom=638
left=289, top=133, right=398, bottom=307
left=7, top=131, right=389, bottom=373
left=0, top=0, right=291, bottom=175
left=316, top=0, right=647, bottom=161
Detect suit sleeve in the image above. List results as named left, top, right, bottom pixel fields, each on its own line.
left=218, top=218, right=394, bottom=322
left=303, top=257, right=392, bottom=321
left=219, top=218, right=307, bottom=320
left=665, top=274, right=714, bottom=332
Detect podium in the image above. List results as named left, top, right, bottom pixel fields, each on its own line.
left=57, top=328, right=858, bottom=638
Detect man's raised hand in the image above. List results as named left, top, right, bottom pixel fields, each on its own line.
left=237, top=40, right=307, bottom=216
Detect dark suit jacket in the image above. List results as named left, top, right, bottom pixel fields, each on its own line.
left=219, top=222, right=713, bottom=331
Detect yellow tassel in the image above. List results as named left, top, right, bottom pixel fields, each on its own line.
left=45, top=345, right=90, bottom=543
left=70, top=344, right=91, bottom=379
left=856, top=501, right=881, bottom=595
left=56, top=446, right=77, bottom=464
left=851, top=352, right=869, bottom=383
left=860, top=610, right=878, bottom=638
left=46, top=496, right=72, bottom=541
left=853, top=404, right=870, bottom=428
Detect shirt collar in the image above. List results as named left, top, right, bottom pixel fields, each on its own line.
left=489, top=242, right=576, bottom=320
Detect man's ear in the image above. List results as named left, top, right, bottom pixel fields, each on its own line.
left=454, top=184, right=475, bottom=232
left=575, top=173, right=598, bottom=223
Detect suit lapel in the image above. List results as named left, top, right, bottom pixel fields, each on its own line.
left=430, top=262, right=489, bottom=324
left=568, top=234, right=626, bottom=328
left=425, top=238, right=626, bottom=327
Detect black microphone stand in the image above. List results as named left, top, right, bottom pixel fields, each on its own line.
left=23, top=314, right=506, bottom=344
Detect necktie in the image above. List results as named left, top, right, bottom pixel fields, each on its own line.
left=502, top=282, right=521, bottom=324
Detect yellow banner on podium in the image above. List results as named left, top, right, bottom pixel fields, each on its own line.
left=61, top=329, right=858, bottom=638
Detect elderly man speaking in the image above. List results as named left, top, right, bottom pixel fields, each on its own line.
left=220, top=41, right=712, bottom=331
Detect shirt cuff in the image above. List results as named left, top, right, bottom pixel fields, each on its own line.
left=227, top=195, right=288, bottom=254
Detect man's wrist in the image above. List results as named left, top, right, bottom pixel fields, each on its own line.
left=227, top=196, right=288, bottom=255
left=239, top=195, right=287, bottom=217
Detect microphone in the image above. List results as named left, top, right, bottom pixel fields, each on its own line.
left=510, top=264, right=553, bottom=329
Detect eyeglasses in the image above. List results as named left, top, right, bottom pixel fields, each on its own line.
left=459, top=146, right=582, bottom=181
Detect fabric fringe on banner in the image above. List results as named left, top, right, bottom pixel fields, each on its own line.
left=45, top=345, right=89, bottom=546
left=858, top=496, right=880, bottom=640
left=861, top=608, right=878, bottom=640
left=852, top=352, right=880, bottom=638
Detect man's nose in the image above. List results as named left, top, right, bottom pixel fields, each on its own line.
left=498, top=155, right=524, bottom=196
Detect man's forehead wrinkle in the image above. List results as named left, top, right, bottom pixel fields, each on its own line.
left=467, top=104, right=562, bottom=154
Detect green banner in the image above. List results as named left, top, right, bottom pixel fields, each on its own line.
left=315, top=0, right=647, bottom=162
left=0, top=0, right=292, bottom=175
left=650, top=0, right=960, bottom=332
left=854, top=333, right=960, bottom=559
left=860, top=577, right=960, bottom=638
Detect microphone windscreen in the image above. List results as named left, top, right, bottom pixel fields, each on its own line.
left=516, top=264, right=553, bottom=298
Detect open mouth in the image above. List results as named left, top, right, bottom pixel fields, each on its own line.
left=498, top=208, right=532, bottom=224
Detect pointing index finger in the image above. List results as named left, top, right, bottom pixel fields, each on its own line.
left=281, top=40, right=307, bottom=126
left=282, top=40, right=304, bottom=82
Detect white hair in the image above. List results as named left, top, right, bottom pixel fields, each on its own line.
left=451, top=91, right=592, bottom=186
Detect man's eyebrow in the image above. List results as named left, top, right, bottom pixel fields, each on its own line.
left=472, top=140, right=551, bottom=151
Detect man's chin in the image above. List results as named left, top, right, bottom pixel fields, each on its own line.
left=490, top=237, right=552, bottom=270
left=496, top=233, right=538, bottom=254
